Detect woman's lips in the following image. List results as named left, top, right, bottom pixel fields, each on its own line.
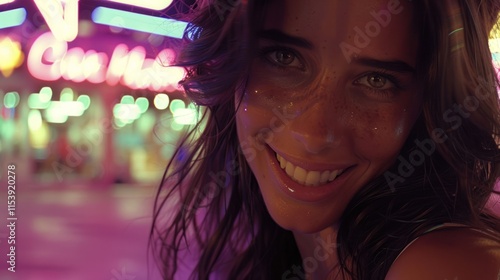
left=276, top=152, right=346, bottom=186
left=266, top=145, right=354, bottom=203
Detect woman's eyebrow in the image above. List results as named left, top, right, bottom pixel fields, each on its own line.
left=258, top=29, right=314, bottom=49
left=353, top=57, right=416, bottom=74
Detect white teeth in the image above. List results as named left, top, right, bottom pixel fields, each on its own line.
left=275, top=153, right=344, bottom=186
left=305, top=171, right=320, bottom=186
left=320, top=171, right=330, bottom=184
left=279, top=155, right=286, bottom=169
left=328, top=170, right=339, bottom=181
left=293, top=166, right=307, bottom=185
left=285, top=162, right=294, bottom=177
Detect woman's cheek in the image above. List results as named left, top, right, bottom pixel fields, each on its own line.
left=350, top=106, right=415, bottom=161
left=236, top=89, right=290, bottom=151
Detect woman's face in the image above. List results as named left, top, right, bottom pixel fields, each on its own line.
left=236, top=0, right=421, bottom=233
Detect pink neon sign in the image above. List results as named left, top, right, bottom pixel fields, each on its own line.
left=27, top=32, right=185, bottom=91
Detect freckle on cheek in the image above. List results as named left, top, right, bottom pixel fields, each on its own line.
left=359, top=108, right=382, bottom=138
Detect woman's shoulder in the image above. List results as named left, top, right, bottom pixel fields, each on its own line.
left=385, top=225, right=500, bottom=280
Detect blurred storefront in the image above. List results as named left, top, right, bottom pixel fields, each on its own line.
left=0, top=0, right=198, bottom=187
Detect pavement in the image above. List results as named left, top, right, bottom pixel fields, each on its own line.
left=0, top=184, right=164, bottom=280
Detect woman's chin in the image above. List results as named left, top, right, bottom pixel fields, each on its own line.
left=264, top=203, right=342, bottom=234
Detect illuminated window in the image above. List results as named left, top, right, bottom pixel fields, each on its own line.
left=106, top=0, right=173, bottom=11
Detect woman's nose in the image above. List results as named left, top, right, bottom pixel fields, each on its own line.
left=290, top=100, right=343, bottom=154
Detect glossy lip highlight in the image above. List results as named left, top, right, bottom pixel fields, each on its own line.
left=266, top=145, right=355, bottom=203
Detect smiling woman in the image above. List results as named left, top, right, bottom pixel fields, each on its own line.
left=150, top=0, right=500, bottom=279
left=238, top=0, right=422, bottom=235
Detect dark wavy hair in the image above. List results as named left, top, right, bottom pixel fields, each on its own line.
left=150, top=0, right=500, bottom=279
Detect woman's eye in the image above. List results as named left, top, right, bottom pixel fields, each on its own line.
left=354, top=73, right=395, bottom=90
left=264, top=49, right=304, bottom=69
left=274, top=50, right=295, bottom=65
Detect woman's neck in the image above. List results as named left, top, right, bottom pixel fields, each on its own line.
left=293, top=226, right=343, bottom=280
